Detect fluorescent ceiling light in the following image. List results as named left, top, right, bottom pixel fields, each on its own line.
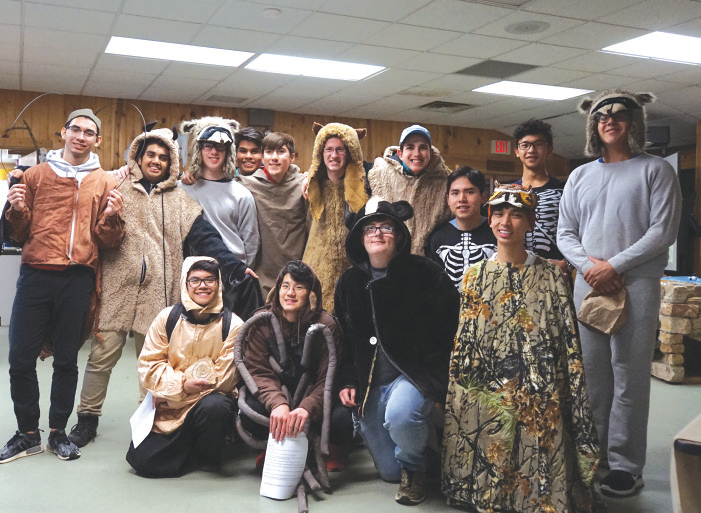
left=473, top=80, right=592, bottom=101
left=105, top=36, right=254, bottom=67
left=245, top=53, right=384, bottom=81
left=603, top=32, right=701, bottom=65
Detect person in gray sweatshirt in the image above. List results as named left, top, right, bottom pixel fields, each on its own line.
left=557, top=90, right=681, bottom=498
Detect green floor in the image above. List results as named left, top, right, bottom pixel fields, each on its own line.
left=0, top=326, right=698, bottom=513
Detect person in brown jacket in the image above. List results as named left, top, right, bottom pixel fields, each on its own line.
left=0, top=108, right=125, bottom=463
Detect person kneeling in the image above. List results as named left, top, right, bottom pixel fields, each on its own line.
left=126, top=257, right=242, bottom=477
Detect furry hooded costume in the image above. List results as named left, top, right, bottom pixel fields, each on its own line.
left=302, top=122, right=368, bottom=313
left=578, top=89, right=655, bottom=157
left=178, top=116, right=241, bottom=179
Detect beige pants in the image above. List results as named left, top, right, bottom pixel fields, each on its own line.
left=76, top=331, right=146, bottom=416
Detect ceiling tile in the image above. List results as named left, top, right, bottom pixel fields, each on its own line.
left=244, top=0, right=326, bottom=8
left=0, top=24, right=20, bottom=46
left=276, top=76, right=350, bottom=96
left=0, top=59, right=19, bottom=75
left=552, top=51, right=643, bottom=73
left=494, top=43, right=588, bottom=66
left=122, top=0, right=226, bottom=24
left=113, top=14, right=201, bottom=43
left=612, top=59, right=692, bottom=79
left=319, top=0, right=432, bottom=22
left=191, top=26, right=281, bottom=53
left=473, top=11, right=586, bottom=42
left=23, top=27, right=108, bottom=50
left=364, top=24, right=462, bottom=52
left=334, top=45, right=420, bottom=67
left=395, top=53, right=480, bottom=74
left=82, top=79, right=148, bottom=99
left=621, top=78, right=687, bottom=92
left=420, top=74, right=496, bottom=93
left=0, top=44, right=19, bottom=61
left=94, top=54, right=170, bottom=74
left=440, top=89, right=506, bottom=106
left=209, top=69, right=296, bottom=98
left=389, top=110, right=445, bottom=125
left=0, top=0, right=20, bottom=25
left=89, top=68, right=158, bottom=86
left=23, top=46, right=99, bottom=67
left=654, top=86, right=701, bottom=110
left=524, top=0, right=640, bottom=20
left=139, top=89, right=202, bottom=104
left=432, top=34, right=528, bottom=59
left=24, top=3, right=116, bottom=34
left=599, top=0, right=701, bottom=30
left=644, top=101, right=686, bottom=121
left=540, top=22, right=647, bottom=51
left=25, top=0, right=118, bottom=11
left=559, top=73, right=633, bottom=91
left=398, top=0, right=511, bottom=32
left=140, top=76, right=220, bottom=103
left=0, top=74, right=20, bottom=90
left=666, top=16, right=701, bottom=37
left=22, top=64, right=91, bottom=94
left=289, top=13, right=389, bottom=43
left=160, top=62, right=236, bottom=80
left=246, top=93, right=320, bottom=113
left=642, top=67, right=701, bottom=85
left=294, top=93, right=380, bottom=116
left=510, top=67, right=592, bottom=86
left=359, top=68, right=441, bottom=89
left=213, top=1, right=314, bottom=34
left=338, top=99, right=408, bottom=119
left=263, top=35, right=353, bottom=59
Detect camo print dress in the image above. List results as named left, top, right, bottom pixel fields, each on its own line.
left=442, top=255, right=604, bottom=513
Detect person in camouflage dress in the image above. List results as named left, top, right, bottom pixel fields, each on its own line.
left=441, top=183, right=603, bottom=513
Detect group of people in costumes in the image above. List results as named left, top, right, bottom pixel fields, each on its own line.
left=0, top=86, right=681, bottom=513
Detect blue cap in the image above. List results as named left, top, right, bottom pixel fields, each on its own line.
left=399, top=124, right=431, bottom=146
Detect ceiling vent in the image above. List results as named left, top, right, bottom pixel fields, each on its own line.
left=455, top=60, right=537, bottom=79
left=418, top=101, right=472, bottom=114
left=206, top=95, right=248, bottom=104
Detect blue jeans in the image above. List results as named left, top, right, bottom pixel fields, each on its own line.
left=355, top=375, right=437, bottom=483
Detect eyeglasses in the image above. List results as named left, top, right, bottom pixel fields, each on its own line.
left=66, top=125, right=98, bottom=139
left=363, top=224, right=395, bottom=236
left=324, top=147, right=346, bottom=156
left=280, top=283, right=308, bottom=293
left=595, top=112, right=630, bottom=124
left=201, top=141, right=228, bottom=152
left=187, top=276, right=217, bottom=287
left=517, top=141, right=548, bottom=151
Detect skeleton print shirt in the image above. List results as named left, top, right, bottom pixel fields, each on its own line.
left=516, top=176, right=565, bottom=260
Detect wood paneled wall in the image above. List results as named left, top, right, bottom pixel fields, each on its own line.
left=0, top=88, right=570, bottom=178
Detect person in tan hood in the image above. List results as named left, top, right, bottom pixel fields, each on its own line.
left=126, top=256, right=242, bottom=478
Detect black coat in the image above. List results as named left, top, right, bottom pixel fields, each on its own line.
left=334, top=253, right=460, bottom=404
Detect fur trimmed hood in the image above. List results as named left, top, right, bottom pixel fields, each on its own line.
left=307, top=122, right=368, bottom=220
left=127, top=128, right=181, bottom=191
left=178, top=116, right=241, bottom=179
left=578, top=89, right=655, bottom=157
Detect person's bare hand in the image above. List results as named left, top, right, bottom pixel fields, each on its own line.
left=583, top=257, right=624, bottom=294
left=9, top=168, right=24, bottom=180
left=550, top=259, right=568, bottom=273
left=181, top=171, right=196, bottom=185
left=245, top=268, right=259, bottom=279
left=104, top=189, right=124, bottom=216
left=339, top=387, right=357, bottom=407
left=270, top=404, right=290, bottom=442
left=7, top=183, right=27, bottom=211
left=112, top=165, right=131, bottom=180
left=301, top=176, right=309, bottom=200
left=152, top=396, right=168, bottom=408
left=183, top=378, right=212, bottom=394
left=287, top=408, right=309, bottom=438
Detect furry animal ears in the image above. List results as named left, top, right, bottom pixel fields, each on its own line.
left=344, top=198, right=414, bottom=231
left=312, top=121, right=367, bottom=140
left=578, top=91, right=655, bottom=114
left=178, top=118, right=241, bottom=137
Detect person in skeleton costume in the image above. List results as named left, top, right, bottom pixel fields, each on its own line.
left=558, top=89, right=681, bottom=497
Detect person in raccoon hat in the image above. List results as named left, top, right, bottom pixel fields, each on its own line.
left=557, top=90, right=682, bottom=497
left=334, top=197, right=459, bottom=505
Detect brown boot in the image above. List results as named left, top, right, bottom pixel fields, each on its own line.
left=395, top=466, right=426, bottom=505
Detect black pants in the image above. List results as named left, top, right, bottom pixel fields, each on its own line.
left=9, top=265, right=94, bottom=432
left=330, top=403, right=354, bottom=449
left=126, top=393, right=235, bottom=478
left=238, top=391, right=271, bottom=441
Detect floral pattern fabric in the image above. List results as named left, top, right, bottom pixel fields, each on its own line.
left=442, top=257, right=604, bottom=513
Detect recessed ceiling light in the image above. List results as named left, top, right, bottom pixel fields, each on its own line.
left=505, top=21, right=550, bottom=35
left=603, top=31, right=701, bottom=65
left=263, top=8, right=281, bottom=18
left=105, top=36, right=254, bottom=67
left=473, top=80, right=592, bottom=101
left=245, top=54, right=385, bottom=81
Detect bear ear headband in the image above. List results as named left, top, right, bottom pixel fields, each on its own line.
left=488, top=181, right=538, bottom=211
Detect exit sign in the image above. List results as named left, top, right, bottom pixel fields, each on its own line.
left=491, top=140, right=511, bottom=154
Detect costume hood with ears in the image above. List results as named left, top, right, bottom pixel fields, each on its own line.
left=127, top=128, right=181, bottom=189
left=578, top=89, right=655, bottom=157
left=178, top=116, right=241, bottom=179
left=180, top=256, right=223, bottom=318
left=307, top=122, right=368, bottom=220
left=344, top=197, right=413, bottom=267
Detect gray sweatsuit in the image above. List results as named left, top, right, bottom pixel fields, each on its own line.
left=558, top=152, right=681, bottom=474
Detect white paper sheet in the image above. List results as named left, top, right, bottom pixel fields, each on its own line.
left=260, top=432, right=308, bottom=500
left=130, top=391, right=156, bottom=448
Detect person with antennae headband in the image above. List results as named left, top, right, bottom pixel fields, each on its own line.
left=67, top=127, right=255, bottom=449
left=0, top=109, right=125, bottom=463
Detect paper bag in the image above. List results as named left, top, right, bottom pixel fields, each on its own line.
left=577, top=285, right=628, bottom=335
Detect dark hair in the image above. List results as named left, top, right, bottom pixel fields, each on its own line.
left=446, top=166, right=486, bottom=195
left=135, top=137, right=170, bottom=163
left=278, top=260, right=315, bottom=290
left=262, top=132, right=295, bottom=156
left=187, top=259, right=220, bottom=279
left=513, top=118, right=553, bottom=147
left=235, top=126, right=264, bottom=148
left=360, top=216, right=403, bottom=249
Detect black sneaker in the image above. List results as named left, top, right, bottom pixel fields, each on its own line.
left=0, top=431, right=43, bottom=463
left=600, top=470, right=644, bottom=497
left=68, top=413, right=99, bottom=448
left=395, top=467, right=426, bottom=505
left=47, top=429, right=81, bottom=461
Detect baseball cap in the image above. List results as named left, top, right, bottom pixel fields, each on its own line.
left=398, top=124, right=431, bottom=146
